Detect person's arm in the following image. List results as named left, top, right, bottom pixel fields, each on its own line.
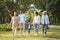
left=38, top=16, right=40, bottom=24
left=10, top=17, right=13, bottom=27
left=41, top=15, right=44, bottom=25
left=47, top=15, right=50, bottom=24
left=11, top=17, right=13, bottom=24
left=18, top=15, right=20, bottom=22
left=24, top=14, right=26, bottom=21
left=32, top=17, right=35, bottom=24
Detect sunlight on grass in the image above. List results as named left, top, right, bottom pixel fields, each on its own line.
left=0, top=31, right=60, bottom=40
left=0, top=25, right=60, bottom=40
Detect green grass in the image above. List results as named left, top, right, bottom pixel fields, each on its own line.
left=0, top=24, right=60, bottom=40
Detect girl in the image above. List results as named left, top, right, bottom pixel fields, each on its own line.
left=11, top=12, right=18, bottom=36
left=33, top=12, right=40, bottom=36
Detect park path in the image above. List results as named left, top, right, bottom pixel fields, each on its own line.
left=40, top=25, right=60, bottom=28
left=49, top=25, right=60, bottom=28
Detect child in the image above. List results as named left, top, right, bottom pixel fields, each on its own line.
left=33, top=12, right=40, bottom=36
left=41, top=11, right=49, bottom=36
left=11, top=12, right=18, bottom=36
left=27, top=20, right=32, bottom=36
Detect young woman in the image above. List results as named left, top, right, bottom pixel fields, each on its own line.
left=11, top=12, right=18, bottom=36
left=33, top=12, right=40, bottom=36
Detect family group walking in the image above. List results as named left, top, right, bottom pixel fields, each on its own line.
left=11, top=10, right=49, bottom=37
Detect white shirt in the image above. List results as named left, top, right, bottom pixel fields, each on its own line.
left=33, top=15, right=40, bottom=24
left=41, top=15, right=49, bottom=24
left=18, top=13, right=26, bottom=23
left=11, top=16, right=18, bottom=25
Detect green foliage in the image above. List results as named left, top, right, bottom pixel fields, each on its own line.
left=0, top=24, right=12, bottom=31
left=0, top=0, right=60, bottom=24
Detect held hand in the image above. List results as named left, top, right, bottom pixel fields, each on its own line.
left=17, top=23, right=19, bottom=27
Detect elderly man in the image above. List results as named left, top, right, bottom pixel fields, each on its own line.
left=41, top=11, right=49, bottom=36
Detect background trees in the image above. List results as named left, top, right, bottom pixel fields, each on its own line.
left=0, top=0, right=60, bottom=24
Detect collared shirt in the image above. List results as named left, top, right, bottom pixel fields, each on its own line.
left=33, top=15, right=40, bottom=24
left=18, top=13, right=26, bottom=23
left=41, top=15, right=49, bottom=24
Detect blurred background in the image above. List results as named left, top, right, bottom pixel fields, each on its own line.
left=0, top=0, right=60, bottom=25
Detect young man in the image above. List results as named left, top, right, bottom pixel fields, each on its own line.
left=41, top=11, right=49, bottom=36
left=33, top=12, right=40, bottom=36
left=18, top=10, right=26, bottom=36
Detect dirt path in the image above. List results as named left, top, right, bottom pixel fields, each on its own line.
left=49, top=25, right=60, bottom=28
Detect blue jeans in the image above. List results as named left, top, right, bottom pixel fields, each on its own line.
left=34, top=23, right=39, bottom=33
left=26, top=24, right=32, bottom=33
left=42, top=24, right=48, bottom=34
left=25, top=24, right=28, bottom=30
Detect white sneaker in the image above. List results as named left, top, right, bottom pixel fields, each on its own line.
left=35, top=33, right=38, bottom=36
left=27, top=33, right=30, bottom=36
left=20, top=34, right=22, bottom=36
left=43, top=33, right=46, bottom=36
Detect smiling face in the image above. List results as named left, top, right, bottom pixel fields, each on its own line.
left=35, top=12, right=38, bottom=16
left=14, top=12, right=17, bottom=16
left=19, top=10, right=23, bottom=14
left=42, top=11, right=47, bottom=15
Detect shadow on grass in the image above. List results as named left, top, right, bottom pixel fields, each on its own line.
left=46, top=35, right=60, bottom=39
left=44, top=32, right=60, bottom=39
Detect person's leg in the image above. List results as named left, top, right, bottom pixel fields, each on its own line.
left=25, top=24, right=28, bottom=30
left=27, top=24, right=31, bottom=36
left=47, top=24, right=49, bottom=29
left=28, top=24, right=31, bottom=34
left=42, top=24, right=44, bottom=34
left=12, top=25, right=14, bottom=36
left=42, top=24, right=46, bottom=36
left=45, top=24, right=48, bottom=35
left=35, top=24, right=39, bottom=36
left=12, top=24, right=16, bottom=36
left=43, top=24, right=47, bottom=36
left=22, top=23, right=25, bottom=33
left=20, top=23, right=23, bottom=36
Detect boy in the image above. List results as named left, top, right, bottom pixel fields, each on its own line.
left=27, top=20, right=32, bottom=36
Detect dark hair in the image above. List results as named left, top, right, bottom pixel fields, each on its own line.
left=28, top=20, right=30, bottom=22
left=35, top=12, right=38, bottom=15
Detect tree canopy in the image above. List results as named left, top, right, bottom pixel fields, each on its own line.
left=0, top=0, right=60, bottom=24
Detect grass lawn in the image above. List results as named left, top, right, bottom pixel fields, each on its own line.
left=0, top=25, right=60, bottom=40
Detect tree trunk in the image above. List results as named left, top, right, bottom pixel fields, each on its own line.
left=46, top=0, right=49, bottom=13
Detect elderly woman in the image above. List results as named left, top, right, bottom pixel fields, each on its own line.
left=41, top=11, right=49, bottom=36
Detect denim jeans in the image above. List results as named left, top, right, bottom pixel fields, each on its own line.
left=28, top=24, right=32, bottom=33
left=34, top=23, right=39, bottom=33
left=42, top=24, right=48, bottom=34
left=20, top=23, right=25, bottom=34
